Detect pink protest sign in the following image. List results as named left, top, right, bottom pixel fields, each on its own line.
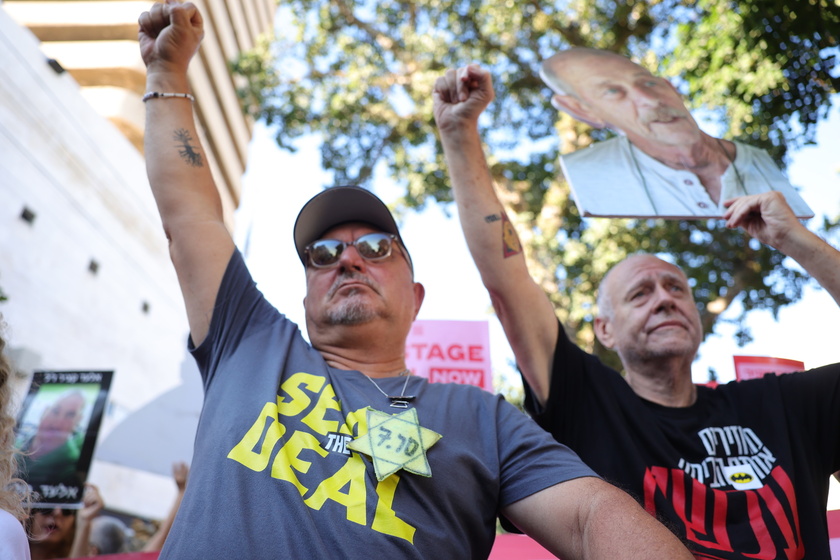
left=405, top=320, right=493, bottom=391
left=732, top=356, right=805, bottom=382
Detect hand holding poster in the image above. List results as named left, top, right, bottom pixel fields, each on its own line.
left=14, top=370, right=113, bottom=508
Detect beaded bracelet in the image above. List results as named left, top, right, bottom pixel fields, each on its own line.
left=141, top=91, right=196, bottom=102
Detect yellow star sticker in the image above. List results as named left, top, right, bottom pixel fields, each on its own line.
left=348, top=407, right=442, bottom=481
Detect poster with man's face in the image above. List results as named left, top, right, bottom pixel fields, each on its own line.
left=14, top=370, right=113, bottom=508
left=542, top=48, right=813, bottom=219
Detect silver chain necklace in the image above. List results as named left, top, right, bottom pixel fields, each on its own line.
left=363, top=369, right=415, bottom=409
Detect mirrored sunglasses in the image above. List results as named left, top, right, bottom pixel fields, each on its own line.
left=306, top=233, right=398, bottom=268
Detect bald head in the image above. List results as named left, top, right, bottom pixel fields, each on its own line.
left=594, top=254, right=703, bottom=367
left=540, top=48, right=697, bottom=147
left=40, top=391, right=85, bottom=431
left=597, top=254, right=690, bottom=319
left=540, top=48, right=641, bottom=97
left=90, top=516, right=128, bottom=555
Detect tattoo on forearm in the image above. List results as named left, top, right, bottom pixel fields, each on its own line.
left=484, top=214, right=501, bottom=223
left=500, top=213, right=522, bottom=258
left=173, top=128, right=203, bottom=167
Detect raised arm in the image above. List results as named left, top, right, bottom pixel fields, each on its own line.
left=502, top=476, right=694, bottom=559
left=433, top=65, right=558, bottom=403
left=139, top=0, right=235, bottom=345
left=69, top=483, right=104, bottom=558
left=724, top=191, right=840, bottom=306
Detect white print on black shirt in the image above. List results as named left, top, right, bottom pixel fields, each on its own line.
left=677, top=425, right=776, bottom=489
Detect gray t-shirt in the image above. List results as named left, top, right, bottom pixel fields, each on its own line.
left=160, top=250, right=596, bottom=559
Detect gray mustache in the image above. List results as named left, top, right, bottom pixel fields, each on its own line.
left=327, top=271, right=379, bottom=298
left=641, top=106, right=685, bottom=125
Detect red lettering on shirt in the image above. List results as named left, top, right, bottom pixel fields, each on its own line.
left=642, top=465, right=804, bottom=559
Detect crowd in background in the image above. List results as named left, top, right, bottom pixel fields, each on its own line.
left=0, top=326, right=188, bottom=559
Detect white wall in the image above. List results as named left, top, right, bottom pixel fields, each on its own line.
left=0, top=8, right=202, bottom=520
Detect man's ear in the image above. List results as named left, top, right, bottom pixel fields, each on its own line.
left=412, top=282, right=425, bottom=320
left=593, top=316, right=614, bottom=349
left=551, top=94, right=607, bottom=129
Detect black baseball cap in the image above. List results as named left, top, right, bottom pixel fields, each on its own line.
left=293, top=185, right=412, bottom=270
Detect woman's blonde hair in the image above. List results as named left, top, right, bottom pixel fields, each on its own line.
left=0, top=320, right=30, bottom=522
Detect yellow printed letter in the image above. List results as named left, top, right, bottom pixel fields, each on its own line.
left=271, top=430, right=328, bottom=495
left=277, top=372, right=326, bottom=417
left=304, top=457, right=368, bottom=525
left=301, top=382, right=348, bottom=436
left=227, top=401, right=285, bottom=472
left=372, top=475, right=416, bottom=543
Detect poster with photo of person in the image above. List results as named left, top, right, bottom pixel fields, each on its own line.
left=14, top=370, right=113, bottom=508
left=541, top=48, right=814, bottom=220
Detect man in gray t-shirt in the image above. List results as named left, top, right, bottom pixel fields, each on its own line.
left=138, top=2, right=695, bottom=558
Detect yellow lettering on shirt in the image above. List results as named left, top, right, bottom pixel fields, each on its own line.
left=373, top=475, right=416, bottom=543
left=304, top=457, right=368, bottom=525
left=301, top=382, right=346, bottom=435
left=226, top=401, right=286, bottom=471
left=227, top=375, right=417, bottom=541
left=277, top=372, right=325, bottom=416
left=271, top=430, right=328, bottom=495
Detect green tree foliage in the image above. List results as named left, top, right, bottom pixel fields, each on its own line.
left=667, top=0, right=840, bottom=162
left=234, top=0, right=839, bottom=373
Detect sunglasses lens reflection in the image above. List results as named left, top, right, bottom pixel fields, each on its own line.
left=309, top=240, right=342, bottom=267
left=307, top=234, right=394, bottom=268
left=356, top=234, right=391, bottom=260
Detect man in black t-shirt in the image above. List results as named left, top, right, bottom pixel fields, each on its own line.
left=435, top=63, right=840, bottom=559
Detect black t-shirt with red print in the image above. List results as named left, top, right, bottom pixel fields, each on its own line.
left=522, top=320, right=840, bottom=559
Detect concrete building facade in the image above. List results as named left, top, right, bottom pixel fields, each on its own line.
left=0, top=0, right=275, bottom=519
